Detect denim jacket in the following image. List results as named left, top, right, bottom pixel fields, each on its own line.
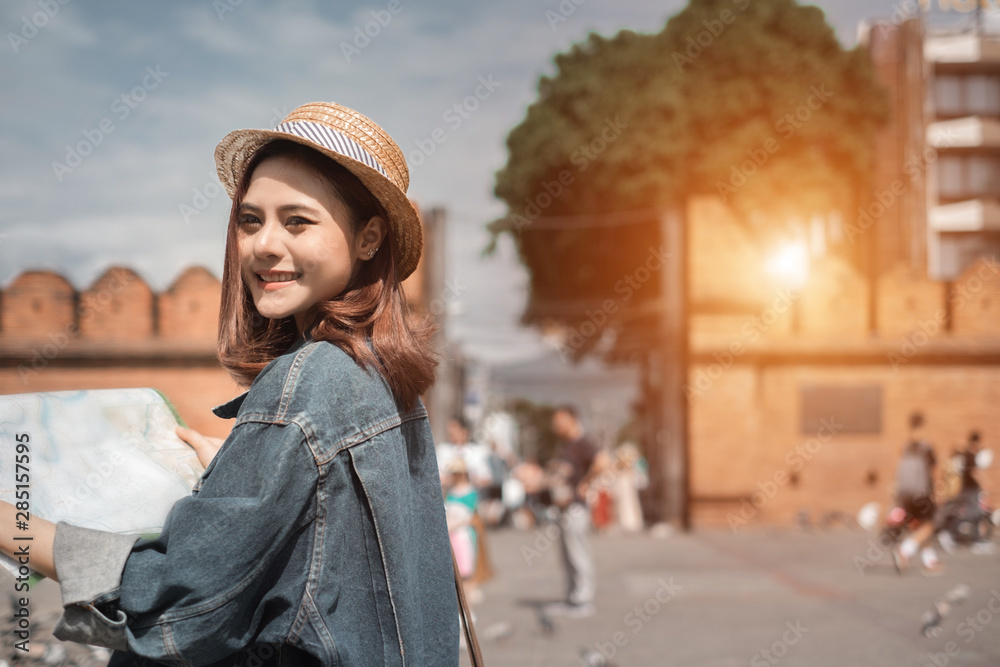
left=51, top=334, right=460, bottom=666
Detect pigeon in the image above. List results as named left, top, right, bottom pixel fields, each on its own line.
left=920, top=604, right=943, bottom=638
left=921, top=584, right=971, bottom=636
left=482, top=621, right=514, bottom=642
left=536, top=608, right=555, bottom=636
left=580, top=648, right=615, bottom=666
left=944, top=583, right=971, bottom=605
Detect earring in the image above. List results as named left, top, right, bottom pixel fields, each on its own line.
left=368, top=247, right=378, bottom=258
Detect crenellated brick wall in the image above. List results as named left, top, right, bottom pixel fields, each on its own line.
left=0, top=265, right=233, bottom=438
left=0, top=266, right=222, bottom=343
left=0, top=259, right=434, bottom=442
left=1, top=270, right=77, bottom=340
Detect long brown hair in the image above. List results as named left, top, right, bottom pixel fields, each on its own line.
left=217, top=140, right=437, bottom=411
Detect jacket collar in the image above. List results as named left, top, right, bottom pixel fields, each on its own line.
left=211, top=331, right=314, bottom=419
left=211, top=391, right=248, bottom=419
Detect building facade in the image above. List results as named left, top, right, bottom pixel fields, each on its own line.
left=863, top=15, right=1000, bottom=279
left=686, top=197, right=1000, bottom=529
left=677, top=13, right=1000, bottom=529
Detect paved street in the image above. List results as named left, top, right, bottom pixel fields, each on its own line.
left=464, top=526, right=1000, bottom=667
left=4, top=525, right=998, bottom=666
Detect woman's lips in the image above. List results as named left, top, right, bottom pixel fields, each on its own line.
left=254, top=271, right=301, bottom=290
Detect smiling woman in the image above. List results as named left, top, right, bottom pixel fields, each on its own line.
left=215, top=128, right=431, bottom=408
left=0, top=101, right=480, bottom=667
left=235, top=149, right=385, bottom=336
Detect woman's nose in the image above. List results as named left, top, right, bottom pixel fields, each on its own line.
left=253, top=218, right=282, bottom=257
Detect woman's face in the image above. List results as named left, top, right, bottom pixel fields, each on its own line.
left=237, top=154, right=363, bottom=333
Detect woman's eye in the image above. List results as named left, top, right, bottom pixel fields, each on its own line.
left=286, top=216, right=312, bottom=227
left=237, top=214, right=261, bottom=227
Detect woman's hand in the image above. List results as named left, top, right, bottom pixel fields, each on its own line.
left=176, top=426, right=225, bottom=468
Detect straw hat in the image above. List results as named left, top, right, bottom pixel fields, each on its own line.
left=214, top=101, right=422, bottom=280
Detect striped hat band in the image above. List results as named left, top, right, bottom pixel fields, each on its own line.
left=274, top=121, right=390, bottom=182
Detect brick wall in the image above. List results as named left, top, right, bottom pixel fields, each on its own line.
left=0, top=261, right=425, bottom=440
left=952, top=259, right=1000, bottom=337
left=78, top=267, right=155, bottom=340
left=158, top=266, right=222, bottom=340
left=0, top=265, right=235, bottom=438
left=687, top=197, right=1000, bottom=529
left=0, top=271, right=76, bottom=340
left=798, top=256, right=869, bottom=338
left=689, top=362, right=1000, bottom=529
left=876, top=266, right=946, bottom=337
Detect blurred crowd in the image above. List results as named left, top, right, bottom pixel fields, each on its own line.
left=436, top=410, right=649, bottom=610
left=884, top=411, right=996, bottom=577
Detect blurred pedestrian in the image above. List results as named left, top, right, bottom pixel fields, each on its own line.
left=510, top=457, right=547, bottom=529
left=437, top=416, right=493, bottom=490
left=613, top=442, right=647, bottom=532
left=936, top=430, right=991, bottom=553
left=892, top=411, right=944, bottom=575
left=445, top=460, right=482, bottom=597
left=544, top=405, right=610, bottom=618
left=479, top=436, right=514, bottom=527
left=953, top=431, right=984, bottom=498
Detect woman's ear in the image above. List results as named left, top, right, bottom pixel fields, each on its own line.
left=356, top=215, right=388, bottom=261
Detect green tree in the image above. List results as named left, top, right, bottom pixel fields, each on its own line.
left=490, top=0, right=889, bottom=359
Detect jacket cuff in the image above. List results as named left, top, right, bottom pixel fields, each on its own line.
left=51, top=521, right=142, bottom=650
left=53, top=603, right=130, bottom=651
left=53, top=521, right=141, bottom=605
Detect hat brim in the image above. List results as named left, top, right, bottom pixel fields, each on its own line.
left=214, top=128, right=422, bottom=281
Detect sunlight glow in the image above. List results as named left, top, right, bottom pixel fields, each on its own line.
left=766, top=242, right=810, bottom=290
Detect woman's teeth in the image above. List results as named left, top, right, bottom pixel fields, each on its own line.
left=259, top=273, right=298, bottom=282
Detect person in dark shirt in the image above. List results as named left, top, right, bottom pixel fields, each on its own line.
left=936, top=430, right=988, bottom=553
left=956, top=431, right=984, bottom=496
left=544, top=405, right=609, bottom=618
left=893, top=411, right=944, bottom=575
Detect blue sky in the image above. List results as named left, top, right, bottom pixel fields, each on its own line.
left=0, top=0, right=986, bottom=364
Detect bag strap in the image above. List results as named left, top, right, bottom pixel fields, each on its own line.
left=452, top=548, right=484, bottom=666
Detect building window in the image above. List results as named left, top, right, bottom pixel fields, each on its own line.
left=934, top=73, right=1000, bottom=117
left=937, top=154, right=1000, bottom=200
left=937, top=231, right=1000, bottom=281
left=967, top=75, right=1000, bottom=115
left=935, top=75, right=962, bottom=115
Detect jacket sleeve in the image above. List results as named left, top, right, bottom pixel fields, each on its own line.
left=52, top=419, right=318, bottom=666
